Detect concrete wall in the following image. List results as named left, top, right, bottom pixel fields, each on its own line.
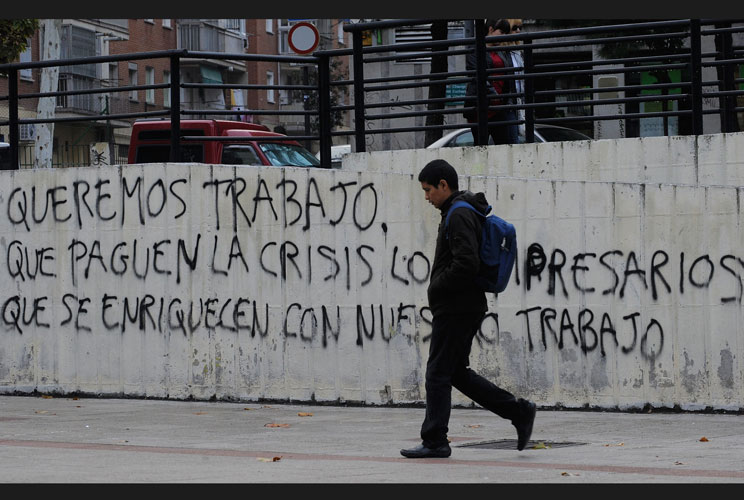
left=1, top=132, right=743, bottom=411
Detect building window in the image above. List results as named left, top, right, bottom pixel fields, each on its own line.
left=144, top=19, right=154, bottom=24
left=145, top=67, right=155, bottom=104
left=129, top=63, right=138, bottom=101
left=178, top=23, right=201, bottom=51
left=278, top=19, right=296, bottom=54
left=59, top=24, right=97, bottom=78
left=163, top=70, right=171, bottom=108
left=266, top=71, right=275, bottom=103
left=105, top=63, right=119, bottom=113
left=394, top=23, right=433, bottom=62
left=338, top=21, right=345, bottom=45
left=162, top=19, right=171, bottom=29
left=224, top=19, right=242, bottom=32
left=390, top=21, right=463, bottom=65
left=266, top=19, right=273, bottom=34
left=108, top=63, right=119, bottom=84
left=19, top=39, right=32, bottom=80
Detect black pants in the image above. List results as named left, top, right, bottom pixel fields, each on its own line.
left=469, top=109, right=513, bottom=146
left=420, top=312, right=522, bottom=448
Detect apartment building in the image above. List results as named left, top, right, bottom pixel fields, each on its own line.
left=1, top=19, right=133, bottom=167
left=2, top=18, right=352, bottom=167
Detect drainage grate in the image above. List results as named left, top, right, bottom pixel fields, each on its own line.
left=456, top=439, right=587, bottom=450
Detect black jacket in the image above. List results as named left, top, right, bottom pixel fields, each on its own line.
left=427, top=190, right=489, bottom=317
left=465, top=48, right=516, bottom=103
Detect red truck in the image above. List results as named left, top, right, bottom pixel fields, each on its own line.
left=127, top=119, right=324, bottom=168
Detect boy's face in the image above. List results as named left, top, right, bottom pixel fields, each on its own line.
left=420, top=180, right=451, bottom=209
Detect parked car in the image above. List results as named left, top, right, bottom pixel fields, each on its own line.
left=315, top=144, right=351, bottom=169
left=426, top=124, right=592, bottom=148
left=128, top=119, right=324, bottom=168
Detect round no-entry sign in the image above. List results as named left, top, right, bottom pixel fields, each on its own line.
left=288, top=22, right=319, bottom=55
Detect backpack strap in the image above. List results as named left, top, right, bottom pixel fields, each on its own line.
left=444, top=200, right=489, bottom=239
left=445, top=200, right=488, bottom=227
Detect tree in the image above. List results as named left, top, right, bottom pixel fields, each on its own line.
left=0, top=19, right=38, bottom=66
left=303, top=58, right=349, bottom=135
left=35, top=19, right=61, bottom=168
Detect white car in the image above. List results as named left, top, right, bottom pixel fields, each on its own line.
left=315, top=144, right=351, bottom=168
left=427, top=124, right=591, bottom=148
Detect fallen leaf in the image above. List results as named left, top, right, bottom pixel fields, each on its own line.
left=699, top=437, right=709, bottom=442
left=41, top=395, right=53, bottom=399
left=604, top=442, right=624, bottom=447
left=675, top=461, right=685, bottom=465
left=465, top=424, right=481, bottom=428
left=561, top=472, right=579, bottom=476
left=264, top=423, right=290, bottom=428
left=193, top=412, right=207, bottom=415
left=533, top=442, right=550, bottom=449
left=298, top=412, right=313, bottom=417
left=35, top=410, right=49, bottom=414
left=243, top=407, right=254, bottom=411
left=257, top=456, right=282, bottom=462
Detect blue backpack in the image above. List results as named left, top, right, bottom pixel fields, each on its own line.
left=445, top=200, right=517, bottom=294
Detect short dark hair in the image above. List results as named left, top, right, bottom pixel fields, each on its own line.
left=418, top=159, right=459, bottom=191
left=485, top=18, right=511, bottom=34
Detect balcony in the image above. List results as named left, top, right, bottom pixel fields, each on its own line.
left=56, top=74, right=130, bottom=116
left=178, top=21, right=246, bottom=68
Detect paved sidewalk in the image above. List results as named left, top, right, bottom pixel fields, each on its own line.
left=1, top=395, right=742, bottom=483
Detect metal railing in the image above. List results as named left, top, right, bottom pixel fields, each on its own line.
left=2, top=19, right=744, bottom=170
left=340, top=19, right=743, bottom=150
left=0, top=49, right=332, bottom=168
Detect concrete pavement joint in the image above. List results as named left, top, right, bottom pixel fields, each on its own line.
left=2, top=439, right=743, bottom=480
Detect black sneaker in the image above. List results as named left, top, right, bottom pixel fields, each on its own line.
left=400, top=443, right=452, bottom=458
left=514, top=399, right=537, bottom=451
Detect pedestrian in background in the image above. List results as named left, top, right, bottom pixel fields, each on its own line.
left=400, top=159, right=537, bottom=459
left=504, top=19, right=525, bottom=143
left=464, top=19, right=517, bottom=145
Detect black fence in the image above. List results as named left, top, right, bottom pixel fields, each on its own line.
left=342, top=19, right=744, bottom=150
left=1, top=19, right=743, bottom=169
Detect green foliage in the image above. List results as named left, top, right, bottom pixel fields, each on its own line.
left=304, top=58, right=349, bottom=134
left=0, top=19, right=39, bottom=65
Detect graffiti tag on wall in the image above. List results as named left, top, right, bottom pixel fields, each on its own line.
left=2, top=168, right=742, bottom=363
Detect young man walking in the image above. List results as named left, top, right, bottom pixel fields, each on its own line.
left=400, top=159, right=536, bottom=459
